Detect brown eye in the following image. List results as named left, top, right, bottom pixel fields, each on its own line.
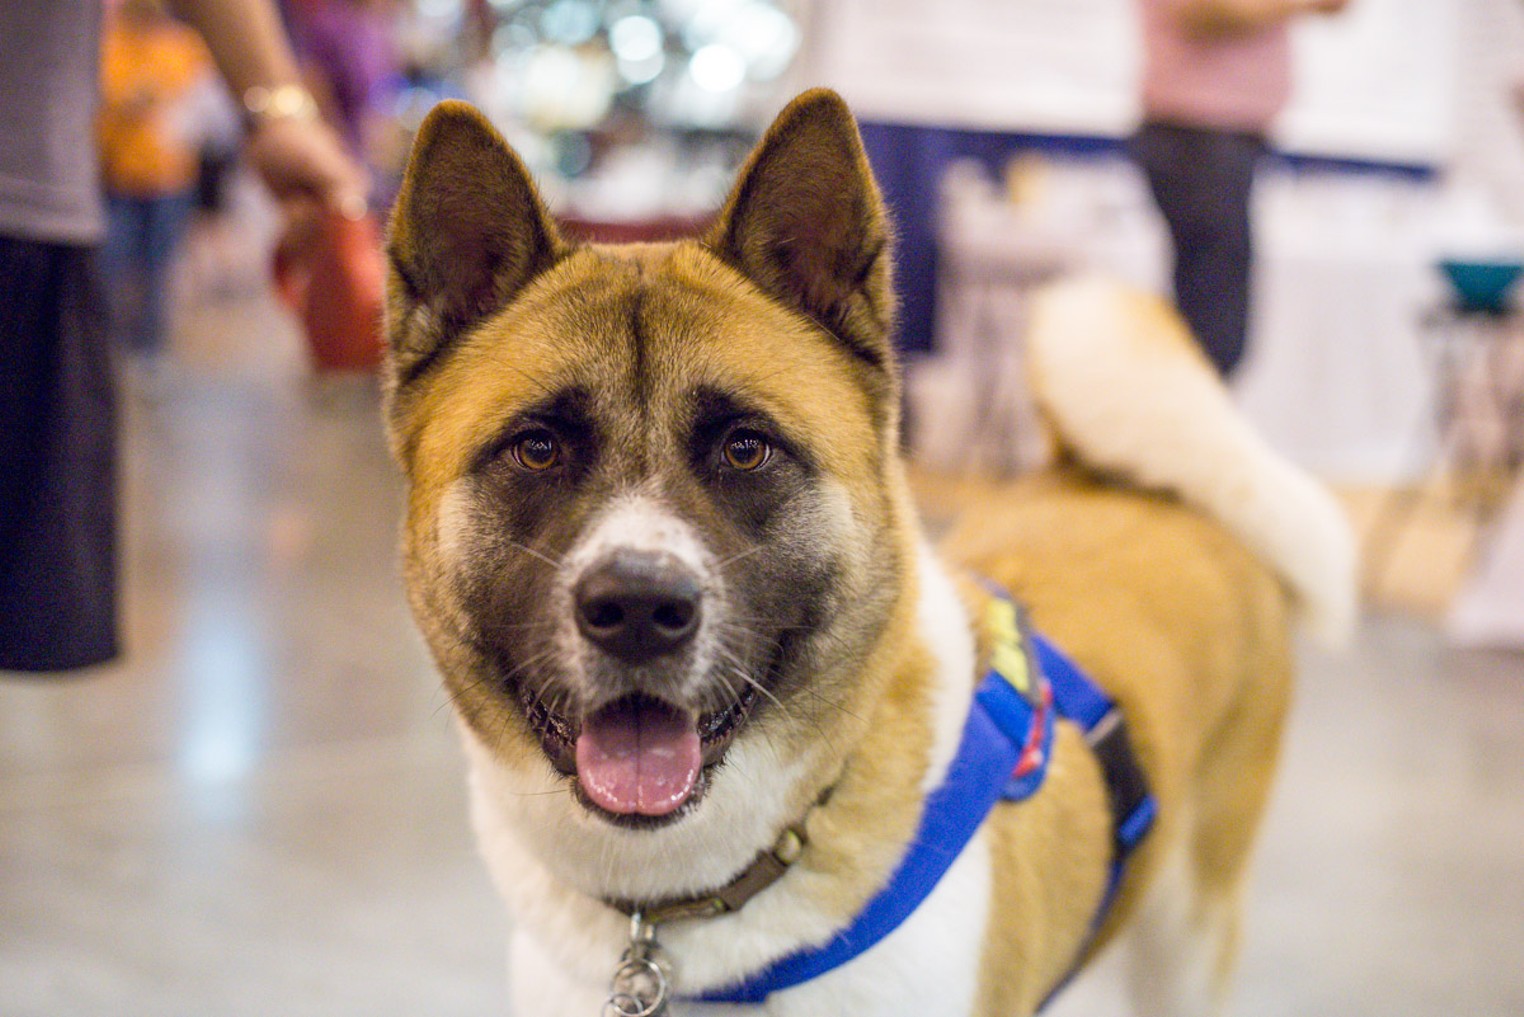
left=722, top=430, right=770, bottom=471
left=511, top=430, right=560, bottom=471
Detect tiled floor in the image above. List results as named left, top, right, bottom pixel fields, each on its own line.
left=3, top=228, right=1523, bottom=1015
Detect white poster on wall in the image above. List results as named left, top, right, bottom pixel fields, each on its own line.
left=807, top=0, right=1457, bottom=164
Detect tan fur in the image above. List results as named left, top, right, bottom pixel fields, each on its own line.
left=383, top=89, right=1330, bottom=1016
left=947, top=476, right=1294, bottom=1012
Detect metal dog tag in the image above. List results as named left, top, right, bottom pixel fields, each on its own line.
left=603, top=912, right=670, bottom=1017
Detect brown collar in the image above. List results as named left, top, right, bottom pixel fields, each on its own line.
left=606, top=819, right=809, bottom=925
left=605, top=781, right=839, bottom=925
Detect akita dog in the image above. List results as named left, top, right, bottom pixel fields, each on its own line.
left=381, top=89, right=1355, bottom=1016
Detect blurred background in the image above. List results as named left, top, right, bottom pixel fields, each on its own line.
left=3, top=0, right=1523, bottom=1014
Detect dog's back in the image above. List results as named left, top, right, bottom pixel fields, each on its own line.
left=944, top=278, right=1356, bottom=1014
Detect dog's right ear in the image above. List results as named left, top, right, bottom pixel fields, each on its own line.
left=385, top=100, right=564, bottom=386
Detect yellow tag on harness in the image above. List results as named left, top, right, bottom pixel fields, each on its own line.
left=984, top=598, right=1031, bottom=696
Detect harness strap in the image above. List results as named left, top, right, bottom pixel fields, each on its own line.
left=1031, top=633, right=1159, bottom=1011
left=692, top=669, right=1027, bottom=1004
left=1033, top=634, right=1157, bottom=879
left=690, top=594, right=1157, bottom=1006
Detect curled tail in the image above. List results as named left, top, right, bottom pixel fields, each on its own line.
left=1026, top=276, right=1358, bottom=645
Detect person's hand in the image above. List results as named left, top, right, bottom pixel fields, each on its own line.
left=244, top=113, right=370, bottom=220
left=1301, top=0, right=1350, bottom=14
left=245, top=113, right=370, bottom=267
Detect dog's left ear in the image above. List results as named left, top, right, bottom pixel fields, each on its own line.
left=705, top=89, right=895, bottom=368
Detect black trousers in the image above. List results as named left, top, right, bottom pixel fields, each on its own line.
left=0, top=234, right=118, bottom=672
left=1130, top=121, right=1265, bottom=378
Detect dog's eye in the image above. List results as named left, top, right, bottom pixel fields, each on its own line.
left=722, top=430, right=771, bottom=472
left=511, top=430, right=560, bottom=472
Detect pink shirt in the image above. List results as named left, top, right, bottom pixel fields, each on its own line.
left=1139, top=0, right=1292, bottom=134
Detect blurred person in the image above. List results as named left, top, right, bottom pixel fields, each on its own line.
left=97, top=0, right=215, bottom=369
left=1131, top=0, right=1350, bottom=378
left=287, top=0, right=401, bottom=169
left=183, top=74, right=252, bottom=299
left=0, top=0, right=365, bottom=674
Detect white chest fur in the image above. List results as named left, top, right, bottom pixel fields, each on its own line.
left=506, top=827, right=991, bottom=1017
left=471, top=543, right=988, bottom=1014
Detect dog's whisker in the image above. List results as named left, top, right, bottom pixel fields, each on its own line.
left=721, top=660, right=844, bottom=757
left=489, top=619, right=560, bottom=634
left=716, top=622, right=871, bottom=707
left=715, top=651, right=788, bottom=717
left=490, top=358, right=559, bottom=404
left=434, top=677, right=485, bottom=718
left=710, top=633, right=852, bottom=753
left=709, top=668, right=743, bottom=715
left=792, top=683, right=864, bottom=727
left=436, top=642, right=562, bottom=719
left=714, top=544, right=765, bottom=571
left=502, top=786, right=575, bottom=799
left=507, top=540, right=563, bottom=570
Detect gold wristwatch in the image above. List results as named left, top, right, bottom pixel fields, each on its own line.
left=241, top=83, right=319, bottom=131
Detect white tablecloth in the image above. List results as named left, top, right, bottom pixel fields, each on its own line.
left=1236, top=239, right=1441, bottom=481
left=911, top=159, right=1444, bottom=483
left=1448, top=476, right=1524, bottom=649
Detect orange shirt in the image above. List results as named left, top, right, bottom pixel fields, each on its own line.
left=97, top=17, right=212, bottom=196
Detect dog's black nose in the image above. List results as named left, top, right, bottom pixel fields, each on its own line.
left=574, top=551, right=702, bottom=663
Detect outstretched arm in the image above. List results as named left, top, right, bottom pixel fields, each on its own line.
left=169, top=0, right=367, bottom=213
left=1175, top=0, right=1350, bottom=38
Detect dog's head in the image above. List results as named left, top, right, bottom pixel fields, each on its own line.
left=383, top=91, right=917, bottom=855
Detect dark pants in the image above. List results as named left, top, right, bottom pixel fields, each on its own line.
left=0, top=235, right=118, bottom=672
left=101, top=190, right=195, bottom=356
left=1131, top=122, right=1265, bottom=378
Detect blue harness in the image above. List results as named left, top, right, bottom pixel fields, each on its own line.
left=692, top=592, right=1158, bottom=1006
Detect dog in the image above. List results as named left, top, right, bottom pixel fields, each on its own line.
left=381, top=89, right=1355, bottom=1016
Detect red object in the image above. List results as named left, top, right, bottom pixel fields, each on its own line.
left=556, top=213, right=714, bottom=244
left=273, top=209, right=386, bottom=371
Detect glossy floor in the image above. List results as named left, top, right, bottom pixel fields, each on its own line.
left=3, top=250, right=1522, bottom=1016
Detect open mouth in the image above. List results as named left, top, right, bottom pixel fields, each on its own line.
left=522, top=684, right=759, bottom=824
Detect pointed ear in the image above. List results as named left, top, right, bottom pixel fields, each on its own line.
left=385, top=100, right=565, bottom=386
left=705, top=89, right=895, bottom=368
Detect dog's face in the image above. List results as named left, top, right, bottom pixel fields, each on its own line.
left=383, top=92, right=915, bottom=844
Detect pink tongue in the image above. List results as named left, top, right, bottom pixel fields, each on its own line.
left=576, top=700, right=702, bottom=816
